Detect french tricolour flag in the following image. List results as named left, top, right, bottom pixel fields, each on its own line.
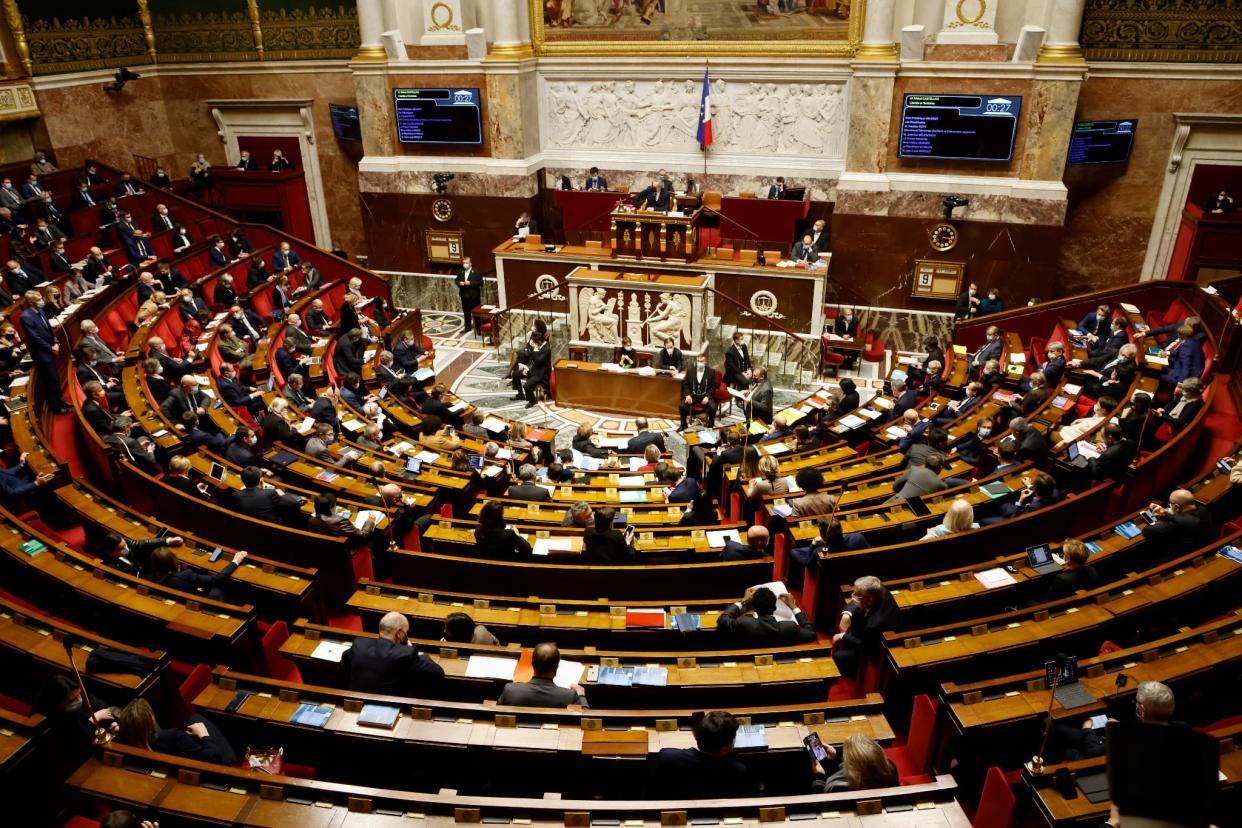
left=696, top=69, right=712, bottom=150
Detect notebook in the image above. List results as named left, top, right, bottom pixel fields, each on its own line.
left=981, top=481, right=1012, bottom=499
left=733, top=724, right=769, bottom=750
left=596, top=666, right=633, bottom=687
left=290, top=703, right=334, bottom=728
left=671, top=613, right=701, bottom=632
left=357, top=704, right=401, bottom=729
left=1113, top=521, right=1141, bottom=540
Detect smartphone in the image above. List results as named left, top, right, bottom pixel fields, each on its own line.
left=624, top=525, right=635, bottom=542
left=803, top=732, right=830, bottom=763
left=927, top=402, right=941, bottom=410
left=1089, top=714, right=1109, bottom=730
left=208, top=463, right=226, bottom=482
left=209, top=547, right=223, bottom=563
left=1139, top=510, right=1157, bottom=525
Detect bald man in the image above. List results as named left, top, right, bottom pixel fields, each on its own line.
left=340, top=611, right=444, bottom=695
left=1140, top=488, right=1216, bottom=561
left=720, top=525, right=769, bottom=562
left=363, top=483, right=424, bottom=579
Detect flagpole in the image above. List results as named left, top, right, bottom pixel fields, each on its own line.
left=702, top=60, right=709, bottom=184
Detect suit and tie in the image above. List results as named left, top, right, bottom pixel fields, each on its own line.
left=724, top=343, right=751, bottom=388
left=341, top=636, right=445, bottom=695
left=791, top=240, right=818, bottom=263
left=747, top=377, right=774, bottom=424
left=657, top=347, right=683, bottom=371
left=457, top=264, right=483, bottom=329
left=767, top=183, right=786, bottom=199
left=208, top=247, right=231, bottom=268
left=679, top=365, right=718, bottom=429
left=1159, top=337, right=1205, bottom=386
left=113, top=180, right=141, bottom=197
left=971, top=338, right=1003, bottom=370
left=624, top=430, right=666, bottom=455
left=633, top=186, right=670, bottom=211
left=716, top=603, right=816, bottom=645
left=20, top=181, right=43, bottom=201
left=152, top=211, right=175, bottom=232
left=159, top=386, right=206, bottom=424
left=810, top=227, right=830, bottom=252
left=584, top=174, right=608, bottom=191
left=71, top=188, right=98, bottom=210
left=21, top=304, right=67, bottom=408
left=272, top=248, right=302, bottom=273
left=7, top=264, right=41, bottom=296
left=508, top=482, right=553, bottom=503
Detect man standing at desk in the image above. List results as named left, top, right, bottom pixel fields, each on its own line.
left=456, top=256, right=482, bottom=335
left=584, top=167, right=607, bottom=192
left=679, top=353, right=717, bottom=432
left=633, top=178, right=670, bottom=212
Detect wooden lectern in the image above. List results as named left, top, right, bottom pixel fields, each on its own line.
left=610, top=207, right=700, bottom=262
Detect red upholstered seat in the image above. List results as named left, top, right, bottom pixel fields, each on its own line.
left=885, top=694, right=939, bottom=784
left=862, top=331, right=886, bottom=364
left=260, top=620, right=303, bottom=684
left=178, top=663, right=212, bottom=723
left=972, top=766, right=1016, bottom=828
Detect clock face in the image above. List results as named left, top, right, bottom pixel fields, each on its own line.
left=929, top=223, right=959, bottom=252
left=431, top=198, right=454, bottom=223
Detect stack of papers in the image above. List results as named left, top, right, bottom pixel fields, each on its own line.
left=352, top=510, right=383, bottom=530
left=532, top=537, right=575, bottom=556
left=618, top=475, right=646, bottom=487
left=465, top=655, right=519, bottom=680
left=415, top=450, right=440, bottom=464
left=838, top=414, right=867, bottom=429
left=481, top=416, right=507, bottom=432
left=975, top=567, right=1017, bottom=589
left=310, top=640, right=350, bottom=662
left=752, top=581, right=796, bottom=621
left=706, top=529, right=740, bottom=548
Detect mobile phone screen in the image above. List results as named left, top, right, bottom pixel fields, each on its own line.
left=209, top=547, right=223, bottom=563
left=208, top=463, right=226, bottom=481
left=804, top=732, right=830, bottom=762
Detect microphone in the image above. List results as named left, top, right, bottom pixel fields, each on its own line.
left=61, top=635, right=113, bottom=746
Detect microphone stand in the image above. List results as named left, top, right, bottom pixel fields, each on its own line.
left=1026, top=660, right=1066, bottom=775
left=62, top=638, right=113, bottom=746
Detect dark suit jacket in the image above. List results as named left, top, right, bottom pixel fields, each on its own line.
left=1161, top=337, right=1205, bottom=385
left=456, top=265, right=482, bottom=299
left=1016, top=429, right=1050, bottom=467
left=666, top=478, right=698, bottom=503
left=767, top=184, right=785, bottom=199
left=231, top=486, right=301, bottom=524
left=724, top=344, right=751, bottom=386
left=791, top=241, right=818, bottom=263
left=524, top=344, right=551, bottom=387
left=1043, top=565, right=1101, bottom=603
left=720, top=539, right=761, bottom=562
left=208, top=248, right=231, bottom=269
left=81, top=399, right=114, bottom=435
left=833, top=591, right=902, bottom=676
left=1090, top=329, right=1129, bottom=358
left=971, top=338, right=1003, bottom=367
left=498, top=676, right=587, bottom=708
left=1078, top=312, right=1110, bottom=337
left=1039, top=355, right=1067, bottom=387
left=1140, top=505, right=1215, bottom=560
left=474, top=527, right=532, bottom=558
left=646, top=748, right=755, bottom=800
left=1087, top=439, right=1135, bottom=483
left=584, top=174, right=607, bottom=191
left=507, top=482, right=552, bottom=503
left=625, top=430, right=666, bottom=455
left=159, top=387, right=204, bottom=423
left=890, top=465, right=947, bottom=501
left=634, top=186, right=670, bottom=211
left=716, top=603, right=816, bottom=645
left=1158, top=396, right=1204, bottom=431
left=682, top=366, right=716, bottom=400
left=582, top=526, right=636, bottom=565
left=657, top=348, right=683, bottom=371
left=261, top=411, right=298, bottom=445
left=334, top=335, right=364, bottom=375
left=834, top=316, right=859, bottom=338
left=342, top=637, right=444, bottom=695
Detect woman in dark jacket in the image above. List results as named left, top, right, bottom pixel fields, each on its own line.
left=811, top=734, right=898, bottom=793
left=679, top=490, right=719, bottom=527
left=473, top=501, right=532, bottom=558
left=116, top=698, right=237, bottom=766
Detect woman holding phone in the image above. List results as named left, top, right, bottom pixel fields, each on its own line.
left=808, top=733, right=898, bottom=793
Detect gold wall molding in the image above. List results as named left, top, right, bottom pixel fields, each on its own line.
left=1081, top=0, right=1242, bottom=63
left=1, top=1, right=31, bottom=76
left=21, top=9, right=149, bottom=75
left=150, top=9, right=258, bottom=63
left=247, top=0, right=265, bottom=59
left=260, top=5, right=360, bottom=61
left=0, top=79, right=38, bottom=120
left=136, top=0, right=157, bottom=64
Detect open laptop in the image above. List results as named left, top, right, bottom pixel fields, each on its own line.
left=1026, top=543, right=1062, bottom=576
left=1067, top=441, right=1090, bottom=468
left=1045, top=656, right=1097, bottom=709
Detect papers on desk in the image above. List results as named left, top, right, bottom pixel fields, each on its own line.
left=413, top=367, right=434, bottom=381
left=1220, top=545, right=1242, bottom=565
left=748, top=421, right=767, bottom=436
left=415, top=450, right=440, bottom=464
left=449, top=401, right=467, bottom=413
left=598, top=362, right=622, bottom=372
left=297, top=417, right=316, bottom=434
left=734, top=723, right=769, bottom=750
left=975, top=567, right=1017, bottom=589
left=532, top=537, right=575, bottom=556
left=311, top=640, right=351, bottom=662
left=619, top=489, right=647, bottom=503
left=838, top=414, right=867, bottom=429
left=696, top=430, right=719, bottom=445
left=635, top=365, right=657, bottom=376
left=357, top=704, right=400, bottom=729
left=629, top=457, right=644, bottom=472
left=482, top=464, right=503, bottom=478
left=1009, top=352, right=1026, bottom=364
left=857, top=407, right=882, bottom=420
left=571, top=449, right=601, bottom=471
left=762, top=442, right=790, bottom=455
left=1074, top=440, right=1103, bottom=460
left=481, top=416, right=508, bottom=433
left=597, top=665, right=669, bottom=687
left=341, top=418, right=363, bottom=432
left=618, top=475, right=646, bottom=487
left=596, top=437, right=630, bottom=449
left=1114, top=521, right=1142, bottom=540
left=389, top=440, right=414, bottom=455
left=784, top=475, right=801, bottom=492
left=8, top=375, right=27, bottom=388
left=465, top=655, right=519, bottom=681
left=352, top=510, right=383, bottom=530
left=1144, top=353, right=1169, bottom=366
left=290, top=703, right=334, bottom=728
left=771, top=503, right=793, bottom=519
left=872, top=396, right=895, bottom=410
left=1063, top=383, right=1083, bottom=396
left=706, top=529, right=740, bottom=548
left=1119, top=302, right=1141, bottom=314
left=553, top=659, right=586, bottom=689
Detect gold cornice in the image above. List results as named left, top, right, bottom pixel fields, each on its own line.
left=527, top=0, right=865, bottom=57
left=854, top=42, right=899, bottom=61
left=1, top=0, right=30, bottom=77
left=487, top=42, right=535, bottom=61
left=246, top=0, right=264, bottom=60
left=354, top=45, right=388, bottom=62
left=136, top=0, right=157, bottom=64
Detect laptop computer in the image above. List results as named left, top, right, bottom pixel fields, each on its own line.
left=1026, top=543, right=1062, bottom=576
left=1045, top=656, right=1097, bottom=709
left=1067, top=441, right=1090, bottom=468
left=906, top=496, right=932, bottom=518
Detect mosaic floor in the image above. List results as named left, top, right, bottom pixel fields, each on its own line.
left=427, top=313, right=892, bottom=463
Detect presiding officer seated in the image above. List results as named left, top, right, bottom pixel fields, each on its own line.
left=633, top=178, right=670, bottom=212
left=341, top=611, right=444, bottom=696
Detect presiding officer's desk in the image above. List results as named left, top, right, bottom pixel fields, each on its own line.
left=69, top=744, right=967, bottom=828
left=553, top=359, right=684, bottom=418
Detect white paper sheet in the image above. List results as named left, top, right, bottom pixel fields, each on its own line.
left=464, top=655, right=519, bottom=681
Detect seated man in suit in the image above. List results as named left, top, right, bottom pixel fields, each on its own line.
left=582, top=506, right=637, bottom=565
left=497, top=643, right=588, bottom=708
left=1088, top=317, right=1129, bottom=358
left=888, top=377, right=920, bottom=421
left=271, top=241, right=302, bottom=274
left=584, top=167, right=607, bottom=191
left=1077, top=304, right=1112, bottom=339
left=507, top=464, right=552, bottom=502
left=632, top=178, right=670, bottom=212
left=512, top=334, right=550, bottom=409
left=720, top=525, right=768, bottom=562
left=160, top=374, right=209, bottom=426
left=1069, top=343, right=1138, bottom=398
left=624, top=417, right=666, bottom=455
left=933, top=381, right=986, bottom=425
left=208, top=237, right=234, bottom=269
left=656, top=336, right=683, bottom=371
left=886, top=452, right=948, bottom=503
left=1021, top=341, right=1067, bottom=392
left=767, top=176, right=786, bottom=199
left=1009, top=416, right=1050, bottom=468
left=216, top=362, right=266, bottom=415
left=341, top=611, right=444, bottom=695
left=716, top=586, right=815, bottom=646
left=791, top=232, right=819, bottom=264
left=1153, top=377, right=1205, bottom=432
left=831, top=575, right=902, bottom=677
left=230, top=466, right=304, bottom=526
left=1141, top=488, right=1215, bottom=561
left=969, top=326, right=1003, bottom=376
left=678, top=354, right=718, bottom=431
left=1081, top=424, right=1134, bottom=484
left=646, top=711, right=756, bottom=799
left=393, top=329, right=426, bottom=373
left=662, top=465, right=699, bottom=504
left=1157, top=324, right=1205, bottom=388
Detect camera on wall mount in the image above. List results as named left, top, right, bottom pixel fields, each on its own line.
left=432, top=172, right=455, bottom=194
left=103, top=67, right=141, bottom=94
left=942, top=195, right=969, bottom=221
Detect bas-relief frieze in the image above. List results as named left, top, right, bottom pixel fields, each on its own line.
left=1082, top=0, right=1242, bottom=63
left=541, top=77, right=848, bottom=159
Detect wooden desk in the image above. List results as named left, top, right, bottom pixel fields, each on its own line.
left=610, top=207, right=701, bottom=261
left=553, top=359, right=683, bottom=418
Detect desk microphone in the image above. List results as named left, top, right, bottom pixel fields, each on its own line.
left=61, top=636, right=113, bottom=746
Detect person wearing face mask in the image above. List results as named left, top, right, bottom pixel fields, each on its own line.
left=77, top=346, right=125, bottom=408
left=223, top=425, right=263, bottom=466
left=190, top=154, right=212, bottom=185
left=30, top=151, right=57, bottom=175
left=833, top=306, right=859, bottom=367
left=1053, top=396, right=1116, bottom=450
left=151, top=203, right=175, bottom=232
left=71, top=180, right=98, bottom=210
left=341, top=610, right=444, bottom=695
left=216, top=362, right=266, bottom=415
left=679, top=354, right=718, bottom=431
left=1077, top=304, right=1112, bottom=339
left=228, top=303, right=266, bottom=341
left=978, top=288, right=1003, bottom=315
left=6, top=258, right=42, bottom=296
left=141, top=357, right=171, bottom=404
left=969, top=325, right=1003, bottom=375
left=0, top=178, right=23, bottom=212
left=955, top=282, right=980, bottom=320
left=19, top=289, right=71, bottom=413
left=456, top=256, right=482, bottom=334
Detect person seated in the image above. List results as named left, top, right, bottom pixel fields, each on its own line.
left=1022, top=341, right=1067, bottom=391
left=986, top=471, right=1061, bottom=522
left=921, top=497, right=978, bottom=539
left=145, top=546, right=246, bottom=602
left=1078, top=304, right=1112, bottom=338
left=498, top=642, right=588, bottom=708
left=744, top=456, right=789, bottom=507
left=1009, top=416, right=1050, bottom=468
left=342, top=610, right=444, bottom=695
left=831, top=575, right=902, bottom=676
left=304, top=298, right=332, bottom=335
left=1010, top=370, right=1050, bottom=417
left=646, top=711, right=756, bottom=799
left=678, top=353, right=718, bottom=431
left=474, top=501, right=532, bottom=558
left=616, top=336, right=638, bottom=368
left=657, top=336, right=683, bottom=371
left=717, top=585, right=815, bottom=645
left=223, top=425, right=264, bottom=468
left=720, top=525, right=769, bottom=562
left=230, top=466, right=303, bottom=526
left=418, top=415, right=462, bottom=454
left=584, top=166, right=607, bottom=191
left=624, top=417, right=665, bottom=455
left=571, top=423, right=610, bottom=460
left=308, top=491, right=377, bottom=544
left=1153, top=377, right=1205, bottom=432
left=393, top=329, right=426, bottom=372
left=978, top=358, right=1004, bottom=389
left=788, top=516, right=869, bottom=586
left=1050, top=680, right=1176, bottom=762
left=1140, top=488, right=1215, bottom=561
left=978, top=288, right=1003, bottom=316
left=1053, top=396, right=1116, bottom=450
left=306, top=422, right=359, bottom=467
left=115, top=699, right=236, bottom=766
left=810, top=734, right=899, bottom=793
left=934, top=381, right=986, bottom=425
left=887, top=452, right=948, bottom=503
left=268, top=149, right=292, bottom=172
left=790, top=467, right=836, bottom=517
left=1041, top=538, right=1100, bottom=602
left=793, top=423, right=821, bottom=453
left=759, top=414, right=792, bottom=445
left=969, top=326, right=1003, bottom=374
left=888, top=377, right=920, bottom=421
left=632, top=178, right=670, bottom=211
left=663, top=465, right=699, bottom=503
left=507, top=463, right=552, bottom=502
left=1203, top=187, right=1235, bottom=214
left=1070, top=342, right=1139, bottom=398
left=582, top=506, right=637, bottom=565
left=679, top=490, right=719, bottom=527
left=443, top=611, right=500, bottom=646
left=227, top=303, right=266, bottom=341
left=905, top=426, right=948, bottom=469
left=216, top=362, right=265, bottom=415
left=791, top=232, right=818, bottom=264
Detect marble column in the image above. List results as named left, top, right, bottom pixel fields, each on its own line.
left=856, top=0, right=898, bottom=59
left=487, top=0, right=533, bottom=59
left=355, top=68, right=396, bottom=157
left=355, top=0, right=388, bottom=61
left=844, top=63, right=897, bottom=173
left=1038, top=0, right=1088, bottom=62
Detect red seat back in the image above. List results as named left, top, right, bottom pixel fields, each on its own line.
left=260, top=620, right=303, bottom=683
left=905, top=694, right=940, bottom=773
left=178, top=663, right=212, bottom=722
left=973, top=766, right=1016, bottom=828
